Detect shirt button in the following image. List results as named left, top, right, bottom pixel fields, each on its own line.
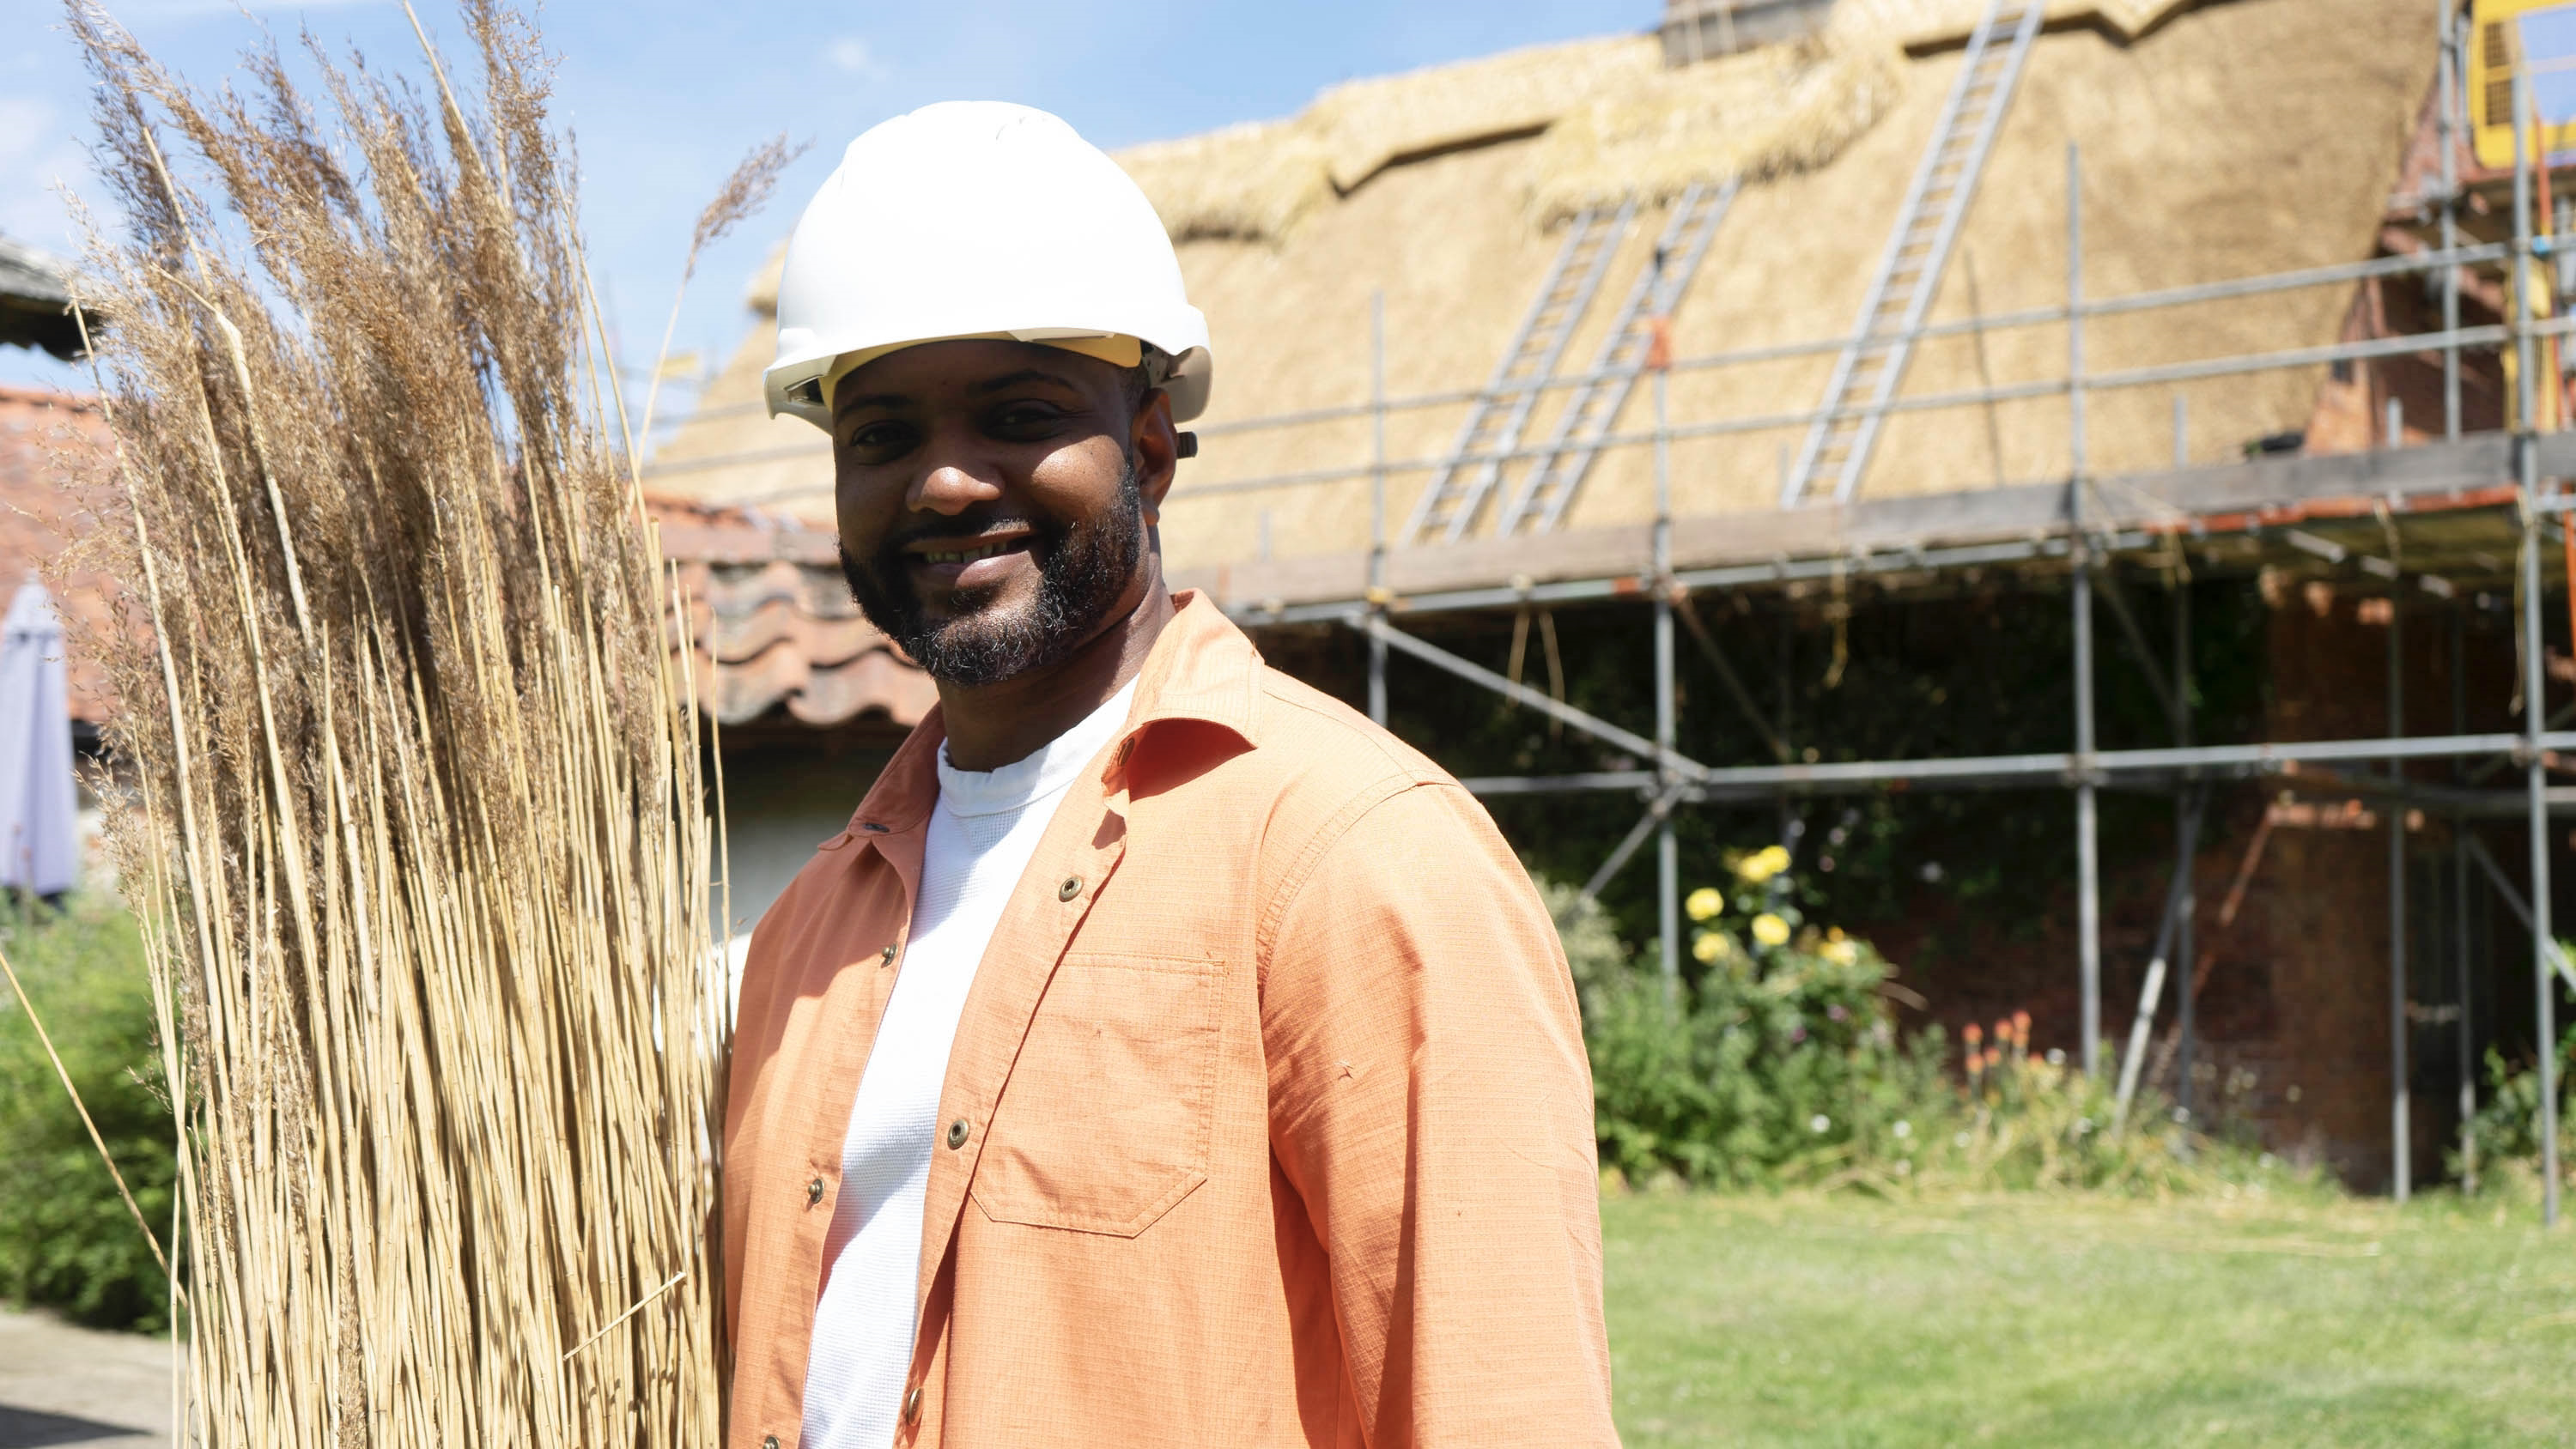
left=901, top=1385, right=923, bottom=1425
left=762, top=1436, right=781, bottom=1449
left=945, top=1119, right=969, bottom=1149
left=1057, top=874, right=1083, bottom=901
left=806, top=1177, right=825, bottom=1206
left=879, top=943, right=897, bottom=966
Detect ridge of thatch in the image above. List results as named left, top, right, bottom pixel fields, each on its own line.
left=1118, top=35, right=1656, bottom=245
left=1119, top=29, right=1899, bottom=245
left=1303, top=34, right=1658, bottom=191
left=1840, top=0, right=2201, bottom=48
left=1118, top=0, right=2201, bottom=246
left=1113, top=116, right=1341, bottom=245
left=1527, top=32, right=1902, bottom=222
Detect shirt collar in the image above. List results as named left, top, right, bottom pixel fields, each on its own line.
left=1114, top=589, right=1263, bottom=755
left=840, top=589, right=1261, bottom=839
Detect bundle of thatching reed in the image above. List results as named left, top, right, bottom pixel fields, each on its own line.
left=63, top=2, right=763, bottom=1440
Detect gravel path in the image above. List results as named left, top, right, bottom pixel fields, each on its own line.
left=0, top=1308, right=173, bottom=1448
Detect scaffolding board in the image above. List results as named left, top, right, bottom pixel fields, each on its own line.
left=1777, top=0, right=2044, bottom=509
left=1498, top=178, right=1742, bottom=537
left=1401, top=197, right=1637, bottom=545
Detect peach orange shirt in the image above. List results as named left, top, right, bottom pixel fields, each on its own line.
left=723, top=591, right=1615, bottom=1448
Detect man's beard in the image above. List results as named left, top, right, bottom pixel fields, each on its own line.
left=840, top=470, right=1145, bottom=688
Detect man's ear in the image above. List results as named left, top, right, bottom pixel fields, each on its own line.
left=1129, top=388, right=1180, bottom=525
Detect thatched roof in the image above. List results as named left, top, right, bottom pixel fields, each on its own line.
left=652, top=0, right=2438, bottom=586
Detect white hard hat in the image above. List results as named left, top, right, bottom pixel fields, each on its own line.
left=765, top=101, right=1212, bottom=428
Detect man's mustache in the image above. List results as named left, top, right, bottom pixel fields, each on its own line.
left=878, top=513, right=1052, bottom=554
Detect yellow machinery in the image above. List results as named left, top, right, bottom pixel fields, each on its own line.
left=2471, top=0, right=2576, bottom=168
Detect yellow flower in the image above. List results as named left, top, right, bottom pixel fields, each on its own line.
left=1751, top=912, right=1790, bottom=947
left=1692, top=931, right=1728, bottom=964
left=1685, top=887, right=1724, bottom=921
left=1735, top=844, right=1794, bottom=883
left=1821, top=939, right=1858, bottom=965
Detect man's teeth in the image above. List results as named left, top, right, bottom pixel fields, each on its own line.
left=924, top=541, right=1018, bottom=564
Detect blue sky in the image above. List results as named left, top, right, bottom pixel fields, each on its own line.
left=0, top=0, right=1651, bottom=410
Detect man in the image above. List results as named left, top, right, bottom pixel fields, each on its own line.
left=725, top=101, right=1615, bottom=1449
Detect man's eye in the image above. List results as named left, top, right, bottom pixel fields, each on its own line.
left=990, top=403, right=1064, bottom=433
left=846, top=421, right=913, bottom=453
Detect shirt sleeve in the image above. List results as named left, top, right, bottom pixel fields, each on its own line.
left=1260, top=779, right=1617, bottom=1448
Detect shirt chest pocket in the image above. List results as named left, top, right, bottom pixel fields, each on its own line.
left=969, top=952, right=1223, bottom=1236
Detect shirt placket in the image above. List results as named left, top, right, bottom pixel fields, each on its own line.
left=893, top=773, right=1133, bottom=1446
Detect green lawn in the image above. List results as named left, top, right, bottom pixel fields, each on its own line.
left=1603, top=1189, right=2576, bottom=1446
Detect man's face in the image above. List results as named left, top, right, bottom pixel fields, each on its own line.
left=829, top=340, right=1175, bottom=686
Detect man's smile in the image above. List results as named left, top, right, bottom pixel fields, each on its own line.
left=903, top=524, right=1038, bottom=587
left=919, top=539, right=1022, bottom=565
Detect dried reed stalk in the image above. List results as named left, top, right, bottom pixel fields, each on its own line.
left=67, top=2, right=726, bottom=1441
left=639, top=133, right=805, bottom=444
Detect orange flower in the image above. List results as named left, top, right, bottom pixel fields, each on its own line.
left=2012, top=1010, right=2032, bottom=1048
left=1963, top=1022, right=1984, bottom=1046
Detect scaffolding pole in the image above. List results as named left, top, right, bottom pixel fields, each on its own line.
left=2071, top=142, right=2104, bottom=1077
left=1573, top=789, right=1682, bottom=914
left=2391, top=584, right=2412, bottom=1202
left=2514, top=70, right=2562, bottom=1227
left=2076, top=549, right=2102, bottom=1076
left=1173, top=312, right=2523, bottom=506
left=1778, top=603, right=1796, bottom=855
left=2522, top=506, right=2559, bottom=1228
left=1448, top=729, right=2576, bottom=796
left=1163, top=243, right=2510, bottom=443
left=2172, top=495, right=2199, bottom=1120
left=2442, top=3, right=2464, bottom=441
left=2113, top=786, right=2208, bottom=1128
left=1655, top=365, right=1681, bottom=1008
left=1369, top=291, right=1389, bottom=726
left=2452, top=600, right=2478, bottom=1191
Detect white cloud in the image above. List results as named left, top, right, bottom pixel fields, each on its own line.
left=0, top=96, right=59, bottom=168
left=0, top=95, right=88, bottom=255
left=826, top=36, right=888, bottom=80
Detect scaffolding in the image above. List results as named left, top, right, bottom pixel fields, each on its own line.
left=1172, top=10, right=2567, bottom=1222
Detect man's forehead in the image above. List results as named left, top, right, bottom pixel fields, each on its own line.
left=832, top=339, right=1114, bottom=414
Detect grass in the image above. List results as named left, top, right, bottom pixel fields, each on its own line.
left=1604, top=1188, right=2576, bottom=1446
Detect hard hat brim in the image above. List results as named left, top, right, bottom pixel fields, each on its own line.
left=766, top=333, right=1212, bottom=427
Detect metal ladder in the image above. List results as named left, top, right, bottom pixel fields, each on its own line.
left=1400, top=197, right=1637, bottom=545
left=1777, top=0, right=2044, bottom=509
left=1497, top=178, right=1741, bottom=536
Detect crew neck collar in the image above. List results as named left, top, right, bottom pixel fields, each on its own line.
left=933, top=677, right=1138, bottom=817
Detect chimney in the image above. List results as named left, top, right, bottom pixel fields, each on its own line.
left=1659, top=0, right=1837, bottom=66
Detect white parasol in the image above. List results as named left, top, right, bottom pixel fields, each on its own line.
left=0, top=581, right=77, bottom=896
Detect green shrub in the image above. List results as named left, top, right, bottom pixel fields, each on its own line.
left=2456, top=1010, right=2576, bottom=1196
left=1550, top=852, right=2310, bottom=1198
left=0, top=893, right=179, bottom=1332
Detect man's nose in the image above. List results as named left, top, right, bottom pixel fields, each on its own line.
left=906, top=452, right=1005, bottom=517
